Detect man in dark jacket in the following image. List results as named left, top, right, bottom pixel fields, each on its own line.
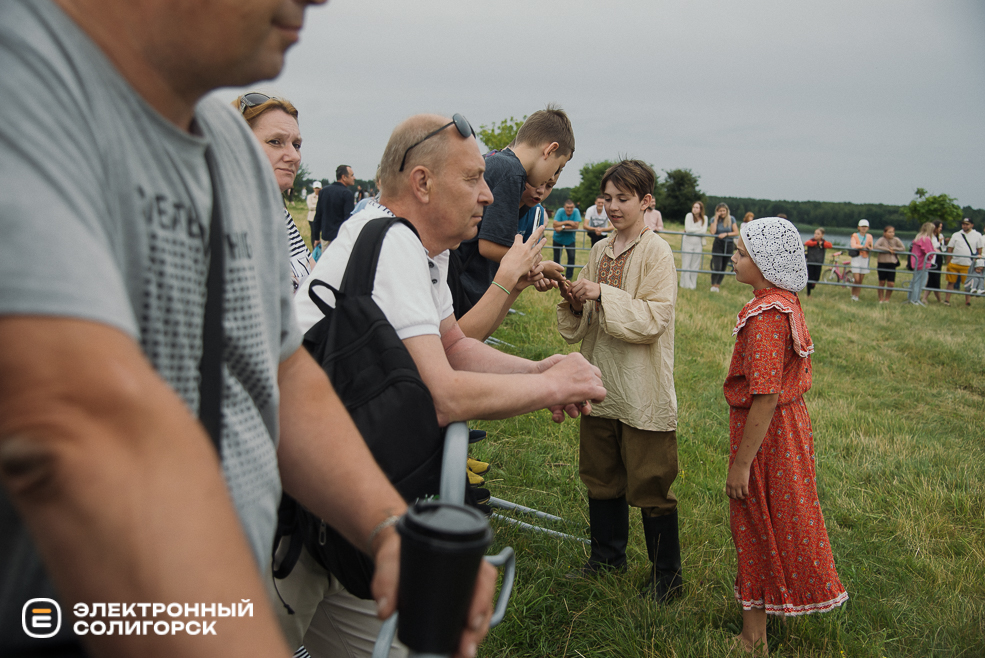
left=315, top=164, right=355, bottom=242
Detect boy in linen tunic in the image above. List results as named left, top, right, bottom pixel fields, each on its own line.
left=556, top=160, right=682, bottom=602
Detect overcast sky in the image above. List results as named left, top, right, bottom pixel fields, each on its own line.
left=221, top=0, right=985, bottom=211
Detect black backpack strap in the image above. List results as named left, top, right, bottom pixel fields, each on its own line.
left=271, top=494, right=305, bottom=581
left=960, top=232, right=978, bottom=263
left=339, top=216, right=420, bottom=296
left=307, top=279, right=340, bottom=316
left=199, top=146, right=225, bottom=457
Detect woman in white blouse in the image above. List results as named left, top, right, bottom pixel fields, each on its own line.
left=680, top=201, right=708, bottom=289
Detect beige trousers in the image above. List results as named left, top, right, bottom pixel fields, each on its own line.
left=269, top=543, right=407, bottom=658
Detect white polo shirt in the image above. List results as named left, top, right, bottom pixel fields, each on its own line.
left=295, top=202, right=454, bottom=337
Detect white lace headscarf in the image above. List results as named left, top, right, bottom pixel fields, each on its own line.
left=739, top=218, right=808, bottom=291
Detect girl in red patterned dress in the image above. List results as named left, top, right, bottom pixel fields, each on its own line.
left=724, top=218, right=848, bottom=654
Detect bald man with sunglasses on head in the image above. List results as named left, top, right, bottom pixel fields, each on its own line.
left=0, top=2, right=496, bottom=658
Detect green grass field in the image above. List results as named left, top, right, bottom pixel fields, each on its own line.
left=289, top=204, right=984, bottom=656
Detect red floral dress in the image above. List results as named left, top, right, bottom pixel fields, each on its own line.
left=724, top=288, right=847, bottom=616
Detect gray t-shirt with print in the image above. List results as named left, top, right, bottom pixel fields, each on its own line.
left=0, top=0, right=302, bottom=648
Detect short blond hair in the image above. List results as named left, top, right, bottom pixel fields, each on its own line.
left=378, top=115, right=450, bottom=194
left=233, top=94, right=298, bottom=130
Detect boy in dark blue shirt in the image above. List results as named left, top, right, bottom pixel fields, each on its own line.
left=449, top=105, right=575, bottom=316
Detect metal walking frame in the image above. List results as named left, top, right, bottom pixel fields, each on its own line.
left=371, top=423, right=517, bottom=658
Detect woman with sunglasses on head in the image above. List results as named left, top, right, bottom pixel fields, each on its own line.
left=235, top=92, right=314, bottom=293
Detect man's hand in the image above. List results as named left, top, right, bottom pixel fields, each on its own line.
left=549, top=400, right=592, bottom=423
left=456, top=561, right=497, bottom=658
left=531, top=353, right=566, bottom=373
left=371, top=523, right=496, bottom=658
left=540, top=353, right=604, bottom=422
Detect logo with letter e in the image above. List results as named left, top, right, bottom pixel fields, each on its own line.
left=22, top=598, right=61, bottom=639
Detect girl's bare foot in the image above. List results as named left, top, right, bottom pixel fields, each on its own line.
left=733, top=634, right=768, bottom=655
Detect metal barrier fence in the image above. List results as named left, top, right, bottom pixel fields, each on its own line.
left=540, top=228, right=983, bottom=301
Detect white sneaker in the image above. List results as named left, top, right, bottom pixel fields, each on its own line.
left=710, top=286, right=720, bottom=293
left=851, top=296, right=859, bottom=302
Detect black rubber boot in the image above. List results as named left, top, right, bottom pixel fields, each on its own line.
left=568, top=497, right=629, bottom=578
left=641, top=510, right=683, bottom=603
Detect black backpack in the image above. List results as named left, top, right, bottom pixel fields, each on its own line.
left=273, top=216, right=444, bottom=600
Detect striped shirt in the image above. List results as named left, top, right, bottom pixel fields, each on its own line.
left=284, top=207, right=313, bottom=292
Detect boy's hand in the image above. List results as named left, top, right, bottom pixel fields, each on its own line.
left=725, top=462, right=751, bottom=500
left=558, top=279, right=582, bottom=312
left=568, top=280, right=601, bottom=304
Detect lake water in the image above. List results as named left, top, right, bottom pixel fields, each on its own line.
left=798, top=230, right=912, bottom=250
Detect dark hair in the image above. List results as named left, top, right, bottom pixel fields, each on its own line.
left=336, top=164, right=351, bottom=181
left=514, top=104, right=575, bottom=157
left=599, top=160, right=655, bottom=202
left=883, top=224, right=894, bottom=232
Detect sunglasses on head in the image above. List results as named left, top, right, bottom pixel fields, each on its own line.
left=399, top=113, right=475, bottom=172
left=238, top=92, right=281, bottom=114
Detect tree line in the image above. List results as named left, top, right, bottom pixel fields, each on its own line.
left=295, top=111, right=984, bottom=232
left=542, top=159, right=983, bottom=233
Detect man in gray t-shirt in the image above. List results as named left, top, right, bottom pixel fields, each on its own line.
left=0, top=1, right=493, bottom=656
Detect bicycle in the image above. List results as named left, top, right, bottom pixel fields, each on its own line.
left=824, top=251, right=853, bottom=284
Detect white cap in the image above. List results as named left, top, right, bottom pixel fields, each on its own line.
left=312, top=181, right=322, bottom=189
left=858, top=219, right=869, bottom=227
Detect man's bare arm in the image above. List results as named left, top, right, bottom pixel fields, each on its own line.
left=404, top=324, right=604, bottom=426
left=0, top=317, right=289, bottom=658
